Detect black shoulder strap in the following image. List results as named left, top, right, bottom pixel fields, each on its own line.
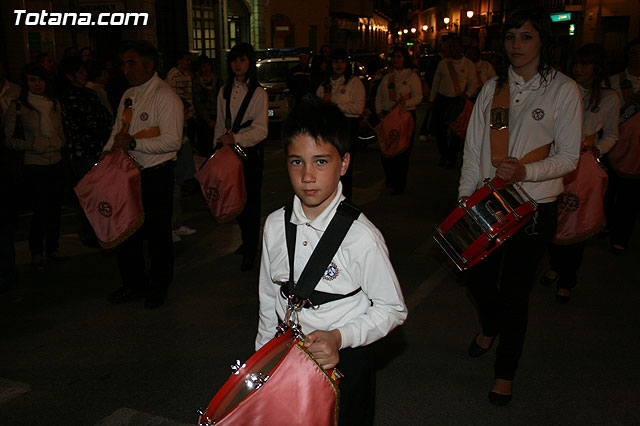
left=283, top=199, right=362, bottom=307
left=224, top=82, right=258, bottom=133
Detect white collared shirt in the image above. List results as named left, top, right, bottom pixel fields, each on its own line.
left=375, top=68, right=423, bottom=113
left=459, top=67, right=582, bottom=203
left=256, top=182, right=407, bottom=350
left=213, top=78, right=268, bottom=147
left=429, top=56, right=479, bottom=101
left=315, top=75, right=365, bottom=118
left=609, top=68, right=640, bottom=104
left=103, top=72, right=184, bottom=168
left=581, top=86, right=620, bottom=155
left=166, top=67, right=194, bottom=120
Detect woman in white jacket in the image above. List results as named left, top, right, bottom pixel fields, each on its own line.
left=375, top=46, right=422, bottom=194
left=4, top=63, right=66, bottom=267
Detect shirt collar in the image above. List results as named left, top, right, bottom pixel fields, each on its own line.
left=233, top=77, right=250, bottom=89
left=132, top=72, right=159, bottom=100
left=330, top=75, right=345, bottom=86
left=290, top=181, right=345, bottom=231
left=508, top=66, right=544, bottom=91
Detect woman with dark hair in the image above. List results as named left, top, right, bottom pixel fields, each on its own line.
left=542, top=44, right=619, bottom=302
left=4, top=64, right=66, bottom=267
left=213, top=42, right=268, bottom=271
left=59, top=56, right=112, bottom=247
left=375, top=46, right=422, bottom=194
left=458, top=7, right=581, bottom=405
left=315, top=48, right=365, bottom=198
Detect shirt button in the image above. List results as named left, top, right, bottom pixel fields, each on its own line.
left=303, top=241, right=308, bottom=246
left=305, top=223, right=310, bottom=227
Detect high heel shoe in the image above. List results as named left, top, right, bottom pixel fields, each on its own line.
left=468, top=334, right=496, bottom=358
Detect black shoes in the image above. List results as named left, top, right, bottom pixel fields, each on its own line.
left=488, top=391, right=512, bottom=406
left=144, top=293, right=165, bottom=310
left=540, top=272, right=558, bottom=286
left=468, top=334, right=496, bottom=358
left=107, top=286, right=146, bottom=304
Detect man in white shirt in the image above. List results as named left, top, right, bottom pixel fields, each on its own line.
left=430, top=37, right=479, bottom=168
left=103, top=40, right=184, bottom=309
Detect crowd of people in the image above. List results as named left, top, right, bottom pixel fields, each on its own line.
left=1, top=5, right=639, bottom=418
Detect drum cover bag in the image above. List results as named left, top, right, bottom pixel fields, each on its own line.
left=607, top=112, right=640, bottom=178
left=375, top=104, right=414, bottom=157
left=449, top=98, right=474, bottom=140
left=201, top=331, right=339, bottom=426
left=195, top=145, right=246, bottom=223
left=554, top=151, right=608, bottom=244
left=73, top=148, right=144, bottom=248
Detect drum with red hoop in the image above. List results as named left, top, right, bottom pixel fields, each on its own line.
left=197, top=325, right=340, bottom=426
left=433, top=178, right=537, bottom=270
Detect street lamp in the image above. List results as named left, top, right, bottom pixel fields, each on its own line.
left=422, top=25, right=428, bottom=31
left=397, top=30, right=402, bottom=36
left=467, top=10, right=474, bottom=19
left=403, top=29, right=408, bottom=34
left=443, top=17, right=450, bottom=25
left=411, top=27, right=416, bottom=33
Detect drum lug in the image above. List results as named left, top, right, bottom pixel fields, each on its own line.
left=196, top=408, right=214, bottom=425
left=245, top=372, right=269, bottom=390
left=231, top=359, right=245, bottom=375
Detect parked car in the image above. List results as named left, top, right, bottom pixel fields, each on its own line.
left=256, top=56, right=299, bottom=123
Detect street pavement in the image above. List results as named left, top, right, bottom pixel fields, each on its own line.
left=1, top=118, right=639, bottom=425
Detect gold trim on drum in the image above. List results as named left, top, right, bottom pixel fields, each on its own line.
left=490, top=107, right=509, bottom=131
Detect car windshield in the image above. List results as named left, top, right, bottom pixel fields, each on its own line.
left=257, top=60, right=296, bottom=83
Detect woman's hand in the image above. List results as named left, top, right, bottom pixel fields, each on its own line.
left=495, top=157, right=526, bottom=182
left=304, top=329, right=342, bottom=370
left=217, top=133, right=235, bottom=145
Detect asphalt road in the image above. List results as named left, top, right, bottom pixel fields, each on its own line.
left=2, top=117, right=639, bottom=425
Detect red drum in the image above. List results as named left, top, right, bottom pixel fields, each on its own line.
left=433, top=178, right=537, bottom=270
left=608, top=111, right=640, bottom=179
left=195, top=144, right=247, bottom=223
left=198, top=327, right=340, bottom=426
left=375, top=104, right=414, bottom=157
left=554, top=150, right=608, bottom=244
left=74, top=148, right=144, bottom=248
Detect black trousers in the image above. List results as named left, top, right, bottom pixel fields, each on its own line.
left=380, top=109, right=416, bottom=193
left=467, top=202, right=557, bottom=380
left=604, top=167, right=640, bottom=249
left=431, top=94, right=464, bottom=165
left=548, top=242, right=584, bottom=290
left=237, top=143, right=264, bottom=259
left=116, top=161, right=174, bottom=294
left=24, top=162, right=65, bottom=257
left=337, top=345, right=375, bottom=426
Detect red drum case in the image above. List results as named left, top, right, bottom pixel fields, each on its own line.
left=198, top=328, right=339, bottom=426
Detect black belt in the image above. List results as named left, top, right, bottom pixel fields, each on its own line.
left=142, top=160, right=174, bottom=171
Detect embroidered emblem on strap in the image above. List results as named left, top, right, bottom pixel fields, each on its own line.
left=323, top=261, right=339, bottom=281
left=531, top=108, right=545, bottom=121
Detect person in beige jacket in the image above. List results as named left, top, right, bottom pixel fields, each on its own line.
left=4, top=63, right=66, bottom=267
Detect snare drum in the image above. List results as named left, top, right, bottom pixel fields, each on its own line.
left=433, top=178, right=537, bottom=270
left=198, top=327, right=340, bottom=426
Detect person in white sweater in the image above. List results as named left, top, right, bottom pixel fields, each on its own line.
left=458, top=8, right=581, bottom=406
left=543, top=43, right=619, bottom=302
left=316, top=48, right=365, bottom=199
left=374, top=46, right=422, bottom=194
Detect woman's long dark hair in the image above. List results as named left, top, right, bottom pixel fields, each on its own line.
left=19, top=63, right=57, bottom=111
left=571, top=43, right=608, bottom=112
left=324, top=48, right=352, bottom=85
left=497, top=7, right=555, bottom=88
left=390, top=46, right=411, bottom=70
left=226, top=42, right=260, bottom=91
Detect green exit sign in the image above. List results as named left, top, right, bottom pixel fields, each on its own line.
left=550, top=12, right=572, bottom=22
left=406, top=42, right=414, bottom=46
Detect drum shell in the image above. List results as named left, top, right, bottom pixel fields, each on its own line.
left=434, top=179, right=536, bottom=270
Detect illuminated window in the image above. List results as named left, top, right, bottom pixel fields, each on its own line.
left=192, top=0, right=216, bottom=58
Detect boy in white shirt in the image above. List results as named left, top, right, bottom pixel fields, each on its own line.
left=256, top=95, right=407, bottom=425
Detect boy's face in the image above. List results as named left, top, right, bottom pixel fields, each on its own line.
left=287, top=134, right=350, bottom=220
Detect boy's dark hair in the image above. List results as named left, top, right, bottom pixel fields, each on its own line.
left=118, top=40, right=159, bottom=70
left=281, top=94, right=350, bottom=157
left=497, top=7, right=555, bottom=88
